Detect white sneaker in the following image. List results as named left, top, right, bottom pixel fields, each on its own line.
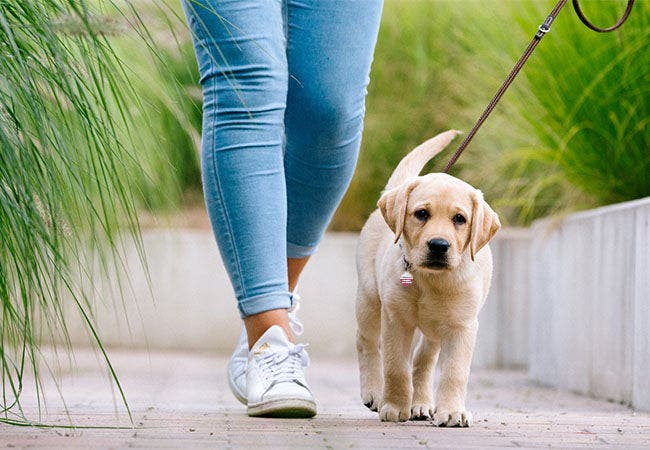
left=227, top=327, right=249, bottom=404
left=227, top=295, right=305, bottom=405
left=246, top=325, right=316, bottom=417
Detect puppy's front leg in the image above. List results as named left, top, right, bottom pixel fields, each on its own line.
left=433, top=323, right=477, bottom=427
left=411, top=335, right=440, bottom=420
left=379, top=308, right=415, bottom=422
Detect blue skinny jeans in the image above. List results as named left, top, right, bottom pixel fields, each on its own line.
left=183, top=0, right=383, bottom=318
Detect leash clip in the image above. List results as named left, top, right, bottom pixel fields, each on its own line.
left=535, top=15, right=555, bottom=39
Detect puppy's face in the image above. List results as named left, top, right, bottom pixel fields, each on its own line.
left=378, top=173, right=500, bottom=272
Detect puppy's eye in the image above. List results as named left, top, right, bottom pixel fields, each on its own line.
left=414, top=209, right=429, bottom=221
left=452, top=213, right=466, bottom=225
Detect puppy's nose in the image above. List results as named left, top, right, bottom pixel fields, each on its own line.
left=428, top=238, right=450, bottom=255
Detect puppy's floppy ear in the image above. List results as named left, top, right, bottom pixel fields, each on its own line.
left=469, top=190, right=501, bottom=261
left=377, top=178, right=418, bottom=243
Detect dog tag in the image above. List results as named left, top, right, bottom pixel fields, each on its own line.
left=400, top=270, right=414, bottom=286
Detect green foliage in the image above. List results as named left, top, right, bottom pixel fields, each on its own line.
left=334, top=0, right=649, bottom=228
left=508, top=0, right=649, bottom=209
left=0, top=0, right=204, bottom=424
left=93, top=0, right=647, bottom=228
left=0, top=0, right=145, bottom=422
left=106, top=1, right=202, bottom=211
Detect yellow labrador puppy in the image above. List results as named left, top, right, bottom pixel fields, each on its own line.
left=355, top=130, right=500, bottom=425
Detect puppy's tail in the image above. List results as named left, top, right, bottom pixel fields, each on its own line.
left=384, top=130, right=461, bottom=191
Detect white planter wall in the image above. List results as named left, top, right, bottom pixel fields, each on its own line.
left=473, top=228, right=531, bottom=368
left=60, top=230, right=528, bottom=367
left=528, top=197, right=650, bottom=410
left=60, top=231, right=362, bottom=358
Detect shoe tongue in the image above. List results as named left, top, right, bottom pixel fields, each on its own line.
left=251, top=325, right=290, bottom=353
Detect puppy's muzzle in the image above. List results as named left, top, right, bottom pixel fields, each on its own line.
left=425, top=238, right=450, bottom=269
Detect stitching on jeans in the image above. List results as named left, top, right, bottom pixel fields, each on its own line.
left=184, top=1, right=248, bottom=306
left=209, top=141, right=247, bottom=300
left=205, top=60, right=247, bottom=301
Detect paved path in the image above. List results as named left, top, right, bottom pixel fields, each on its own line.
left=2, top=349, right=649, bottom=448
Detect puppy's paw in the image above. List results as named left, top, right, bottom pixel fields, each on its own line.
left=379, top=402, right=411, bottom=422
left=432, top=408, right=472, bottom=427
left=410, top=403, right=434, bottom=420
left=361, top=390, right=382, bottom=412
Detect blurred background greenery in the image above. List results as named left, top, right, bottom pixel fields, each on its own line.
left=103, top=0, right=648, bottom=228
left=340, top=0, right=649, bottom=228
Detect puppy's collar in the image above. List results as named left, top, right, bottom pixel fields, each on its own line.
left=398, top=242, right=414, bottom=287
left=402, top=255, right=412, bottom=272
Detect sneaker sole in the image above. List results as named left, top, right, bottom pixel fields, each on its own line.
left=247, top=398, right=317, bottom=418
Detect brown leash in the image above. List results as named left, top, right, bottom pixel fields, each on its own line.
left=444, top=0, right=635, bottom=173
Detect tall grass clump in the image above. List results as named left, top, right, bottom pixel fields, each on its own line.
left=0, top=0, right=152, bottom=423
left=335, top=0, right=648, bottom=228
left=490, top=0, right=649, bottom=221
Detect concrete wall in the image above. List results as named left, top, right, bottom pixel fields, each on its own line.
left=528, top=197, right=650, bottom=410
left=62, top=231, right=361, bottom=359
left=61, top=229, right=529, bottom=368
left=473, top=228, right=531, bottom=369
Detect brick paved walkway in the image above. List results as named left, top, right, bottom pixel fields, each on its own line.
left=2, top=349, right=649, bottom=448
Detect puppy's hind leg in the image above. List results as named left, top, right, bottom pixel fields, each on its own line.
left=411, top=334, right=440, bottom=420
left=356, top=285, right=382, bottom=412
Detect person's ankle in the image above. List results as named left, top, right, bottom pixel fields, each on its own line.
left=244, top=308, right=293, bottom=349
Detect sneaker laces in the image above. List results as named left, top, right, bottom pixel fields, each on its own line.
left=288, top=292, right=304, bottom=336
left=259, top=343, right=310, bottom=389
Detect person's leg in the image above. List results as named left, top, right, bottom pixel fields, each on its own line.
left=284, top=0, right=383, bottom=260
left=287, top=256, right=309, bottom=292
left=182, top=0, right=293, bottom=336
left=182, top=0, right=316, bottom=417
